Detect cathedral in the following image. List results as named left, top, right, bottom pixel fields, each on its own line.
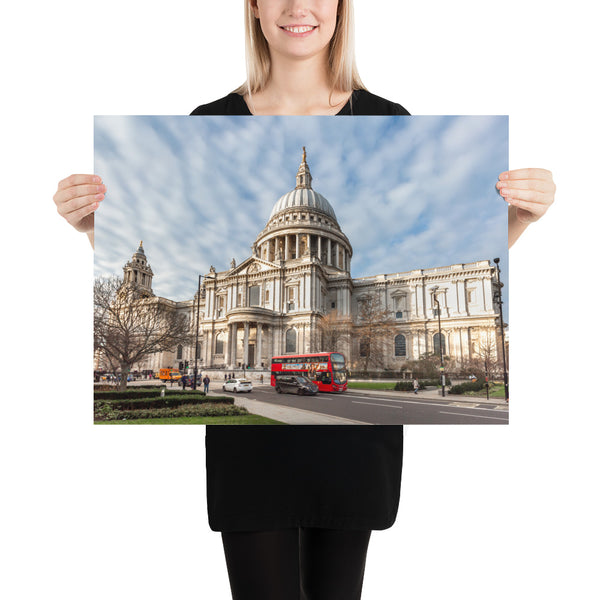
left=112, top=149, right=504, bottom=375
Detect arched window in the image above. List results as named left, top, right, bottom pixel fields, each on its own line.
left=359, top=338, right=370, bottom=357
left=394, top=334, right=406, bottom=357
left=285, top=328, right=297, bottom=353
left=215, top=333, right=224, bottom=355
left=177, top=344, right=183, bottom=360
left=433, top=333, right=446, bottom=356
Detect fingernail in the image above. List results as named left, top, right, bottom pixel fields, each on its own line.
left=93, top=175, right=102, bottom=183
left=499, top=172, right=509, bottom=180
left=95, top=193, right=104, bottom=200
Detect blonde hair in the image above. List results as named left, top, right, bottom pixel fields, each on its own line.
left=234, top=0, right=366, bottom=98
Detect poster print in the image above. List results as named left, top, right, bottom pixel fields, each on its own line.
left=94, top=115, right=508, bottom=425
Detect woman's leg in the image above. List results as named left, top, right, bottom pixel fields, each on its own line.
left=299, top=528, right=372, bottom=600
left=221, top=529, right=300, bottom=600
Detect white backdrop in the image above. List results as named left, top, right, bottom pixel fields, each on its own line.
left=1, top=2, right=598, bottom=599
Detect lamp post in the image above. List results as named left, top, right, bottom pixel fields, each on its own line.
left=193, top=272, right=216, bottom=391
left=493, top=258, right=509, bottom=402
left=431, top=286, right=446, bottom=397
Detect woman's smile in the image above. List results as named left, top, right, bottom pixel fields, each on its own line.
left=279, top=24, right=318, bottom=37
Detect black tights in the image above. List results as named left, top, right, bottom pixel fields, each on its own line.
left=221, top=528, right=372, bottom=600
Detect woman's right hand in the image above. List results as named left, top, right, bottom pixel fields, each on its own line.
left=54, top=174, right=105, bottom=235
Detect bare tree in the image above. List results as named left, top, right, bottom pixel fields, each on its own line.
left=474, top=329, right=500, bottom=379
left=94, top=276, right=192, bottom=390
left=311, top=309, right=352, bottom=353
left=353, top=291, right=395, bottom=371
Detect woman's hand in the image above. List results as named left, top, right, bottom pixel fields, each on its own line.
left=496, top=168, right=556, bottom=247
left=54, top=174, right=104, bottom=248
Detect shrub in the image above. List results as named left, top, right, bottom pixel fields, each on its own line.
left=94, top=389, right=205, bottom=400
left=448, top=380, right=485, bottom=395
left=394, top=381, right=415, bottom=391
left=95, top=403, right=249, bottom=422
left=94, top=394, right=234, bottom=412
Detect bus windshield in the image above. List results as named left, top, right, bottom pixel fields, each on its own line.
left=330, top=353, right=347, bottom=384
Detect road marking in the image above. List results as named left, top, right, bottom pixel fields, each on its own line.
left=352, top=401, right=403, bottom=409
left=438, top=411, right=508, bottom=421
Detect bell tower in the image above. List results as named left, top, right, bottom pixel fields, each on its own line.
left=122, top=241, right=154, bottom=297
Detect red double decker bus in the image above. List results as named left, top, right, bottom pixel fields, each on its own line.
left=270, top=352, right=348, bottom=392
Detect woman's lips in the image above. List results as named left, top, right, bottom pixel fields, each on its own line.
left=279, top=25, right=318, bottom=37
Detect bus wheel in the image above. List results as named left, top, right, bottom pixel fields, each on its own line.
left=275, top=386, right=281, bottom=393
left=298, top=389, right=304, bottom=396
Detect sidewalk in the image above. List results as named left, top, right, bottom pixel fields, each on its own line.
left=230, top=395, right=367, bottom=425
left=349, top=387, right=508, bottom=406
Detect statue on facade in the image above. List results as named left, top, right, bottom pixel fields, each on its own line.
left=230, top=258, right=236, bottom=269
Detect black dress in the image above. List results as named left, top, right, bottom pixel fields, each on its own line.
left=192, top=90, right=410, bottom=532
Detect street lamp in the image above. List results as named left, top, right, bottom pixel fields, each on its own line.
left=193, top=272, right=216, bottom=391
left=431, top=286, right=446, bottom=397
left=493, top=258, right=509, bottom=402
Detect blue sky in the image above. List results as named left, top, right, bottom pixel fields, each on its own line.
left=95, top=115, right=509, bottom=307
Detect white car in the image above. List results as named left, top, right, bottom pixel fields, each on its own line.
left=222, top=378, right=253, bottom=393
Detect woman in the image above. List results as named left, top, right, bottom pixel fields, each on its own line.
left=54, top=2, right=555, bottom=598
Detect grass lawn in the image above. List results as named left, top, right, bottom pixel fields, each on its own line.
left=347, top=381, right=397, bottom=390
left=95, top=414, right=284, bottom=425
left=463, top=383, right=506, bottom=399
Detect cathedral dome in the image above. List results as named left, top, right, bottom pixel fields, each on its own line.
left=268, top=147, right=338, bottom=222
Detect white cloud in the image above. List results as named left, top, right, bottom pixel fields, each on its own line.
left=95, top=116, right=508, bottom=306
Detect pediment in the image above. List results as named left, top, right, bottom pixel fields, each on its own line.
left=229, top=257, right=277, bottom=276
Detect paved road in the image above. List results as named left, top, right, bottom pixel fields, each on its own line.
left=223, top=385, right=509, bottom=425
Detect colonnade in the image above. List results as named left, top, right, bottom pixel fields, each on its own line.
left=259, top=232, right=350, bottom=271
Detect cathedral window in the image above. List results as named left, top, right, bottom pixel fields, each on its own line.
left=285, top=328, right=297, bottom=353
left=265, top=289, right=270, bottom=303
left=215, top=333, right=224, bottom=355
left=359, top=339, right=370, bottom=357
left=177, top=344, right=183, bottom=360
left=394, top=334, right=407, bottom=357
left=287, top=287, right=297, bottom=311
left=249, top=286, right=260, bottom=306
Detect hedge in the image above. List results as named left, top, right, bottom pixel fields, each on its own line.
left=394, top=378, right=451, bottom=391
left=95, top=403, right=249, bottom=422
left=94, top=389, right=205, bottom=400
left=448, top=380, right=485, bottom=395
left=94, top=394, right=234, bottom=412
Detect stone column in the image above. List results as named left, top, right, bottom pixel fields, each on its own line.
left=225, top=323, right=231, bottom=366
left=230, top=324, right=237, bottom=367
left=295, top=234, right=299, bottom=259
left=243, top=322, right=250, bottom=367
left=285, top=235, right=289, bottom=260
left=317, top=235, right=322, bottom=260
left=256, top=323, right=262, bottom=368
left=327, top=238, right=332, bottom=265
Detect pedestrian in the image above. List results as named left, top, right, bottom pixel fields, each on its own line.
left=182, top=375, right=187, bottom=391
left=203, top=375, right=210, bottom=395
left=53, top=2, right=556, bottom=597
left=413, top=378, right=419, bottom=394
left=260, top=374, right=264, bottom=384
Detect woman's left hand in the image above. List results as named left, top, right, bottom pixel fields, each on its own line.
left=496, top=168, right=556, bottom=224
